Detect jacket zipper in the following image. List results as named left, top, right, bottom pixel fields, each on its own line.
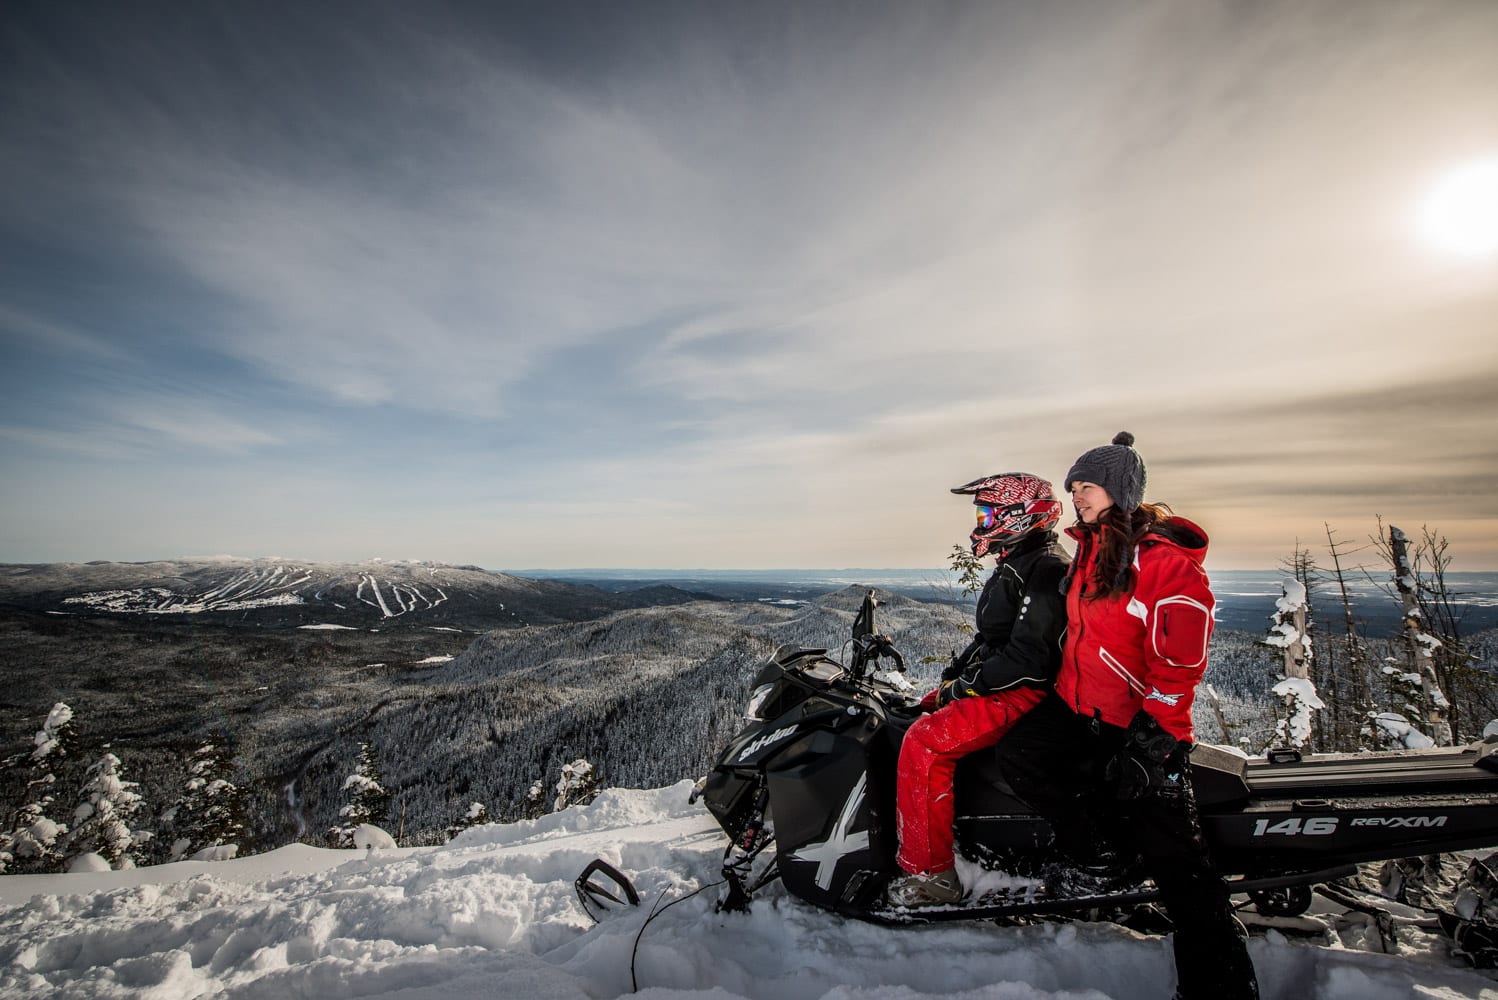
left=1067, top=533, right=1090, bottom=717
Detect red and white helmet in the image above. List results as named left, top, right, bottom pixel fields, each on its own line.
left=950, top=472, right=1063, bottom=557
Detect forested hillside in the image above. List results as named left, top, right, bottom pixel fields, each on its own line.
left=5, top=579, right=1495, bottom=870
left=302, top=590, right=969, bottom=845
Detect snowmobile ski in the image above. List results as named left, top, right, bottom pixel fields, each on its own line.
left=575, top=857, right=641, bottom=922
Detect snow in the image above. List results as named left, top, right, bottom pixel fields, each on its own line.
left=1264, top=622, right=1301, bottom=648
left=3, top=782, right=1496, bottom=999
left=1372, top=713, right=1438, bottom=750
left=298, top=623, right=358, bottom=630
left=62, top=569, right=310, bottom=614
left=1272, top=676, right=1326, bottom=747
left=353, top=824, right=398, bottom=851
left=31, top=703, right=73, bottom=761
left=1274, top=579, right=1307, bottom=615
left=64, top=852, right=111, bottom=874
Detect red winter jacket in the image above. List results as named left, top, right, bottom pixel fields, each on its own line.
left=1053, top=516, right=1215, bottom=742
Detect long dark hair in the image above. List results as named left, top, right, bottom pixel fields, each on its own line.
left=1081, top=501, right=1173, bottom=600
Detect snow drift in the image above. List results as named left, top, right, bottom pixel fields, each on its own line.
left=1, top=782, right=1495, bottom=999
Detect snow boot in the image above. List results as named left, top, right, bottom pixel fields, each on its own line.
left=885, top=868, right=964, bottom=908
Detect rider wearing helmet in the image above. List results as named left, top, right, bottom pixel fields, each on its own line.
left=886, top=472, right=1070, bottom=908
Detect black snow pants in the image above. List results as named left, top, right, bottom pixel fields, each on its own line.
left=996, top=693, right=1259, bottom=1000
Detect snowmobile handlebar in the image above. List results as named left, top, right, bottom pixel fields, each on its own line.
left=851, top=589, right=879, bottom=639
left=848, top=590, right=906, bottom=676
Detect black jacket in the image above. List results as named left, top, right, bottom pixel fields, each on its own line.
left=950, top=530, right=1070, bottom=696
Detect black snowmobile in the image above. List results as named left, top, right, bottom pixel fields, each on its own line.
left=692, top=590, right=1498, bottom=957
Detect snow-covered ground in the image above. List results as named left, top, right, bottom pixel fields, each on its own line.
left=2, top=782, right=1495, bottom=999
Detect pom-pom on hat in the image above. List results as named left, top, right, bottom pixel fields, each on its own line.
left=1065, top=432, right=1148, bottom=513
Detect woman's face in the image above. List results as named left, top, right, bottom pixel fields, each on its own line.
left=1070, top=481, right=1114, bottom=525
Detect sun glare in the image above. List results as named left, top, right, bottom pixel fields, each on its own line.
left=1419, top=158, right=1498, bottom=259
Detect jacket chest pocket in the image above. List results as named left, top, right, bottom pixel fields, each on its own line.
left=1152, top=596, right=1211, bottom=669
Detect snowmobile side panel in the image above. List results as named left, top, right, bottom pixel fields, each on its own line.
left=767, top=730, right=896, bottom=910
left=700, top=766, right=759, bottom=842
left=1203, top=797, right=1498, bottom=870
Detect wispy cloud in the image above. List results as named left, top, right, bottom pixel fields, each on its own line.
left=0, top=305, right=130, bottom=363
left=2, top=1, right=1496, bottom=566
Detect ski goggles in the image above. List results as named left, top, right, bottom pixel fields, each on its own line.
left=974, top=503, right=1021, bottom=530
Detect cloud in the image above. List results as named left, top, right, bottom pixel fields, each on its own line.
left=3, top=1, right=1497, bottom=566
left=0, top=305, right=130, bottom=363
left=1, top=387, right=287, bottom=458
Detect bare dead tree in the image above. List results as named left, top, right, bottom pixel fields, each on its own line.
left=1412, top=526, right=1489, bottom=740
left=1388, top=525, right=1453, bottom=746
left=1324, top=523, right=1373, bottom=750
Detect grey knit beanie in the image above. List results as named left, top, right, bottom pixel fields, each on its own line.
left=1065, top=431, right=1148, bottom=513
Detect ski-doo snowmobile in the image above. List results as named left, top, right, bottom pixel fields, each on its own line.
left=695, top=591, right=1498, bottom=949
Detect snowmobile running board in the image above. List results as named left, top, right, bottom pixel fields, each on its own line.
left=858, top=864, right=1359, bottom=926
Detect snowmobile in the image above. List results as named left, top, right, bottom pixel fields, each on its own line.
left=691, top=590, right=1498, bottom=957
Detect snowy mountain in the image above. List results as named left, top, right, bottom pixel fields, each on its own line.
left=2, top=782, right=1494, bottom=999
left=0, top=581, right=968, bottom=854
left=0, top=558, right=708, bottom=630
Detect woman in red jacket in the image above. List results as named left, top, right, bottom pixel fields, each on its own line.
left=996, top=432, right=1258, bottom=1000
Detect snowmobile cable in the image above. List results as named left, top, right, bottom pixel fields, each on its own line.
left=574, top=858, right=640, bottom=923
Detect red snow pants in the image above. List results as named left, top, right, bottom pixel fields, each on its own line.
left=895, top=685, right=1048, bottom=876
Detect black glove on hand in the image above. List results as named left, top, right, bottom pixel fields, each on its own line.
left=1107, top=710, right=1191, bottom=800
left=941, top=643, right=980, bottom=682
left=935, top=663, right=987, bottom=708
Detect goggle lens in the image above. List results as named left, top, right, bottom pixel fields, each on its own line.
left=975, top=504, right=1001, bottom=529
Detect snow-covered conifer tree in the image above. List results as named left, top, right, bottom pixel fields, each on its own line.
left=161, top=736, right=247, bottom=861
left=444, top=801, right=491, bottom=841
left=328, top=741, right=392, bottom=848
left=523, top=778, right=547, bottom=820
left=553, top=758, right=601, bottom=811
left=63, top=751, right=148, bottom=870
left=31, top=702, right=77, bottom=765
left=0, top=702, right=77, bottom=873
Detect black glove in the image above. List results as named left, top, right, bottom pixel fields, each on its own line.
left=941, top=642, right=980, bottom=682
left=940, top=667, right=988, bottom=707
left=1107, top=710, right=1190, bottom=800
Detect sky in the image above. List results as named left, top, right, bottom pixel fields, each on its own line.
left=3, top=781, right=1495, bottom=999
left=2, top=0, right=1497, bottom=572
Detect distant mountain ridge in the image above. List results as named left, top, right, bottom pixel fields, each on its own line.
left=0, top=558, right=710, bottom=630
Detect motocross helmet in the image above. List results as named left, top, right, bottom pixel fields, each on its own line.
left=951, top=472, right=1063, bottom=558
